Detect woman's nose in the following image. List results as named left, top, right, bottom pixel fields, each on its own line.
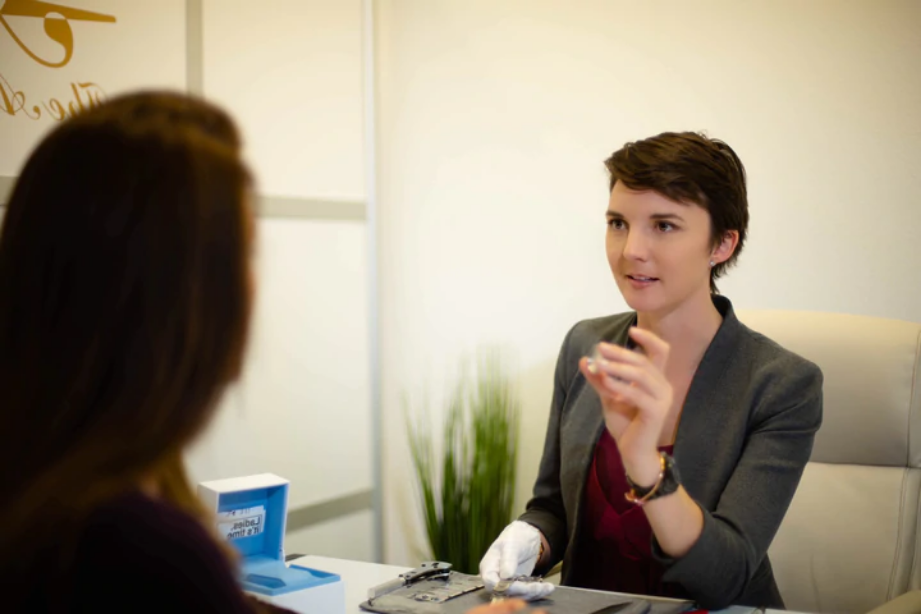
left=622, top=230, right=649, bottom=261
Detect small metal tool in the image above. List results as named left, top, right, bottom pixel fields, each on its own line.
left=367, top=561, right=453, bottom=601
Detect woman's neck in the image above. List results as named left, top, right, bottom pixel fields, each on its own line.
left=635, top=291, right=724, bottom=373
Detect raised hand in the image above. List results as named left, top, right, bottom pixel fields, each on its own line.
left=579, top=327, right=673, bottom=487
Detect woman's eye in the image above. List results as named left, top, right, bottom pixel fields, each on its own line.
left=656, top=221, right=675, bottom=232
left=607, top=218, right=626, bottom=230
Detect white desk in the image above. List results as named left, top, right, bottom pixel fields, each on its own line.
left=289, top=555, right=760, bottom=614
left=291, top=555, right=409, bottom=613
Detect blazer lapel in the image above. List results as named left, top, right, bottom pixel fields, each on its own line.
left=673, top=297, right=744, bottom=498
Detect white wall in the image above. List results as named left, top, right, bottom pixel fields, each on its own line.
left=184, top=219, right=372, bottom=536
left=185, top=0, right=375, bottom=561
left=0, top=0, right=376, bottom=562
left=375, top=0, right=921, bottom=565
left=199, top=0, right=365, bottom=201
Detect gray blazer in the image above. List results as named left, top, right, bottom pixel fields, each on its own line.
left=519, top=296, right=823, bottom=610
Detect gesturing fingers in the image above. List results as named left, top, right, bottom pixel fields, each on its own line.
left=590, top=341, right=666, bottom=394
left=595, top=360, right=666, bottom=401
left=580, top=356, right=613, bottom=394
left=602, top=376, right=670, bottom=420
left=582, top=340, right=672, bottom=420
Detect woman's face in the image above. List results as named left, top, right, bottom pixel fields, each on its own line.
left=606, top=181, right=729, bottom=316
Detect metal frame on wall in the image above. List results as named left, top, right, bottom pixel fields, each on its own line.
left=362, top=0, right=384, bottom=565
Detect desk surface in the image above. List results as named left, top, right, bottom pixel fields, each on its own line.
left=291, top=555, right=409, bottom=612
left=289, top=555, right=765, bottom=614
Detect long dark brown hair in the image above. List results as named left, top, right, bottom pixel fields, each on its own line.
left=0, top=91, right=254, bottom=574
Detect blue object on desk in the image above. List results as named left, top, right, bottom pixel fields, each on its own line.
left=214, top=482, right=341, bottom=596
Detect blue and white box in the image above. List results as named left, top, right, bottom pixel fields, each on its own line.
left=198, top=473, right=345, bottom=614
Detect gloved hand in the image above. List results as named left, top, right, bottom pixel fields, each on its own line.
left=479, top=521, right=555, bottom=601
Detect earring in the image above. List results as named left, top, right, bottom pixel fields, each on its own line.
left=709, top=260, right=715, bottom=268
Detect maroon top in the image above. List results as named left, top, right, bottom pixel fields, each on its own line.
left=576, top=428, right=682, bottom=597
left=17, top=492, right=296, bottom=613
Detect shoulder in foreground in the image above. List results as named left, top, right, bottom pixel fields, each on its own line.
left=81, top=491, right=223, bottom=565
left=71, top=494, right=252, bottom=610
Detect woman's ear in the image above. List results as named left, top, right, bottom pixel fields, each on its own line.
left=711, top=230, right=740, bottom=265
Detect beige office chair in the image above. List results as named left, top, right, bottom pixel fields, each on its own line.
left=738, top=310, right=921, bottom=614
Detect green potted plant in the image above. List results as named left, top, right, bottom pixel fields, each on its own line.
left=407, top=351, right=520, bottom=574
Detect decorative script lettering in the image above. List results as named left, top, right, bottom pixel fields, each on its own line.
left=0, top=1, right=115, bottom=121
left=0, top=73, right=106, bottom=121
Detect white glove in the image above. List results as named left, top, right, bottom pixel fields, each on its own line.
left=479, top=521, right=555, bottom=601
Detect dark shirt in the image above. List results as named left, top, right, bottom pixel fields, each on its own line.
left=578, top=429, right=680, bottom=597
left=23, top=491, right=295, bottom=613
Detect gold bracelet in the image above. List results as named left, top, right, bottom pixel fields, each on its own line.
left=624, top=453, right=666, bottom=506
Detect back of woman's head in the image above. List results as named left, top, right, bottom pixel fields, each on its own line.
left=0, top=91, right=253, bottom=561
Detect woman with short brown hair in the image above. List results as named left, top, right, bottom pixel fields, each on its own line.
left=481, top=132, right=823, bottom=610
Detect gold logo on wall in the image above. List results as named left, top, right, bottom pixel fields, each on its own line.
left=0, top=0, right=116, bottom=120
left=0, top=0, right=115, bottom=68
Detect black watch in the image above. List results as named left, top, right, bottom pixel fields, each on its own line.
left=625, top=452, right=681, bottom=505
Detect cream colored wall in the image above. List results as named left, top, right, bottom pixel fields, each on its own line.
left=184, top=218, right=373, bottom=558
left=375, top=0, right=921, bottom=565
left=0, top=0, right=376, bottom=562
left=184, top=0, right=375, bottom=561
left=199, top=0, right=365, bottom=200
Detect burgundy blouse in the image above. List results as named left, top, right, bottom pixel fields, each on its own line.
left=576, top=428, right=683, bottom=597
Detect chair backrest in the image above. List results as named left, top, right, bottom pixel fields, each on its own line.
left=737, top=310, right=921, bottom=614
